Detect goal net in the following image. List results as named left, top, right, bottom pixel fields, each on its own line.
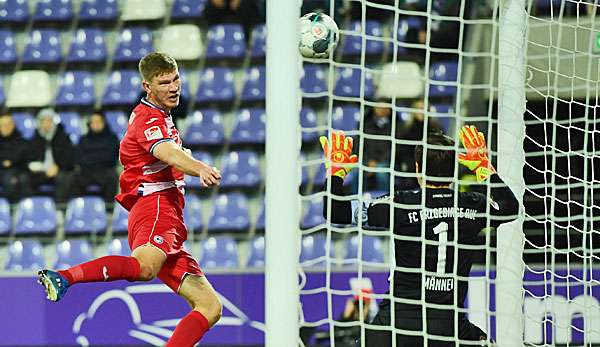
left=296, top=0, right=600, bottom=346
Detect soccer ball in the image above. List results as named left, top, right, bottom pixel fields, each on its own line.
left=299, top=12, right=339, bottom=59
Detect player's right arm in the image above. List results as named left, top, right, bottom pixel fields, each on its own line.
left=153, top=141, right=221, bottom=187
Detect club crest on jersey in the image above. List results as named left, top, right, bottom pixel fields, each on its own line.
left=153, top=235, right=164, bottom=245
left=144, top=126, right=163, bottom=141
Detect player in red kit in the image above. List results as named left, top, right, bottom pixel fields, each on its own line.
left=37, top=52, right=223, bottom=346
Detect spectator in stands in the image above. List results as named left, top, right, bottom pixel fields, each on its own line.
left=27, top=108, right=75, bottom=204
left=72, top=111, right=119, bottom=203
left=204, top=0, right=265, bottom=40
left=0, top=113, right=31, bottom=202
left=363, top=98, right=394, bottom=191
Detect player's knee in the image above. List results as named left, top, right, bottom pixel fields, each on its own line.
left=193, top=293, right=222, bottom=327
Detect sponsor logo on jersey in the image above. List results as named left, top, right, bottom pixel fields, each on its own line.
left=153, top=235, right=164, bottom=245
left=144, top=126, right=163, bottom=141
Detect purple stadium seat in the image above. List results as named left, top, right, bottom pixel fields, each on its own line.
left=301, top=199, right=326, bottom=229
left=113, top=27, right=153, bottom=63
left=342, top=20, right=384, bottom=56
left=200, top=236, right=239, bottom=269
left=0, top=30, right=17, bottom=64
left=0, top=0, right=29, bottom=23
left=79, top=0, right=119, bottom=22
left=195, top=67, right=235, bottom=103
left=102, top=70, right=142, bottom=106
left=0, top=198, right=10, bottom=235
left=300, top=107, right=320, bottom=143
left=64, top=196, right=107, bottom=235
left=334, top=67, right=375, bottom=98
left=300, top=233, right=331, bottom=266
left=56, top=71, right=95, bottom=107
left=205, top=24, right=246, bottom=60
left=332, top=105, right=360, bottom=131
left=344, top=235, right=385, bottom=264
left=107, top=238, right=129, bottom=256
left=241, top=66, right=265, bottom=102
left=5, top=240, right=45, bottom=271
left=208, top=193, right=250, bottom=232
left=230, top=108, right=266, bottom=145
left=58, top=111, right=82, bottom=144
left=171, top=0, right=206, bottom=19
left=11, top=112, right=35, bottom=139
left=255, top=201, right=265, bottom=231
left=67, top=28, right=108, bottom=64
left=301, top=64, right=327, bottom=95
left=14, top=197, right=57, bottom=235
left=112, top=203, right=129, bottom=234
left=105, top=110, right=128, bottom=139
left=220, top=150, right=261, bottom=188
left=246, top=235, right=265, bottom=268
left=250, top=24, right=266, bottom=58
left=54, top=239, right=93, bottom=269
left=183, top=110, right=224, bottom=146
left=396, top=17, right=422, bottom=53
left=184, top=151, right=213, bottom=189
left=429, top=60, right=458, bottom=97
left=33, top=0, right=73, bottom=23
left=22, top=29, right=62, bottom=64
left=183, top=192, right=203, bottom=232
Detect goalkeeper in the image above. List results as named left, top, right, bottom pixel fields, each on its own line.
left=321, top=126, right=519, bottom=346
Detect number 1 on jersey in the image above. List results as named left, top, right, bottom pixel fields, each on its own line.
left=433, top=221, right=449, bottom=275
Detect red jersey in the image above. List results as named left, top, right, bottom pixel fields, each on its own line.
left=116, top=98, right=185, bottom=211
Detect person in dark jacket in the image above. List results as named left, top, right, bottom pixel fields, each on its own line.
left=363, top=98, right=395, bottom=191
left=27, top=108, right=75, bottom=204
left=72, top=111, right=120, bottom=203
left=0, top=113, right=32, bottom=202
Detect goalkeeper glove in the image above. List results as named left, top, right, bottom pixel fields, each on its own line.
left=458, top=125, right=496, bottom=182
left=320, top=130, right=358, bottom=180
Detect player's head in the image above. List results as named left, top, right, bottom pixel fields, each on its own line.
left=414, top=129, right=456, bottom=187
left=0, top=113, right=16, bottom=138
left=139, top=52, right=180, bottom=112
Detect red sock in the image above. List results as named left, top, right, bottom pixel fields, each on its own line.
left=166, top=310, right=210, bottom=347
left=58, top=256, right=141, bottom=285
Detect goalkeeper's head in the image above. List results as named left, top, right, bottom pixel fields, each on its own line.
left=414, top=130, right=456, bottom=187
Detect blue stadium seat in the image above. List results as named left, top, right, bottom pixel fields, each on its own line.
left=114, top=27, right=153, bottom=63
left=183, top=192, right=203, bottom=232
left=195, top=67, right=235, bottom=104
left=300, top=153, right=310, bottom=187
left=54, top=239, right=93, bottom=269
left=0, top=30, right=17, bottom=65
left=250, top=24, right=266, bottom=58
left=102, top=70, right=142, bottom=106
left=301, top=64, right=327, bottom=95
left=184, top=151, right=213, bottom=189
left=230, top=108, right=266, bottom=145
left=105, top=110, right=128, bottom=139
left=112, top=203, right=129, bottom=235
left=205, top=24, right=246, bottom=60
left=255, top=201, right=265, bottom=231
left=429, top=60, right=458, bottom=97
left=107, top=238, right=129, bottom=256
left=344, top=235, right=385, bottom=264
left=241, top=66, right=266, bottom=102
left=33, top=0, right=73, bottom=23
left=64, top=196, right=107, bottom=235
left=300, top=107, right=320, bottom=143
left=300, top=233, right=330, bottom=266
left=334, top=67, right=375, bottom=98
left=0, top=198, right=10, bottom=235
left=22, top=29, right=62, bottom=65
left=183, top=110, right=224, bottom=147
left=301, top=199, right=326, bottom=229
left=332, top=105, right=360, bottom=131
left=67, top=28, right=108, bottom=64
left=56, top=71, right=95, bottom=108
left=342, top=20, right=384, bottom=57
left=58, top=111, right=82, bottom=144
left=313, top=163, right=326, bottom=187
left=200, top=236, right=239, bottom=269
left=178, top=68, right=190, bottom=100
left=208, top=193, right=250, bottom=232
left=220, top=150, right=261, bottom=188
left=0, top=0, right=29, bottom=23
left=14, top=197, right=57, bottom=235
left=246, top=235, right=265, bottom=268
left=171, top=0, right=206, bottom=19
left=5, top=240, right=45, bottom=271
left=396, top=17, right=422, bottom=54
left=11, top=112, right=35, bottom=139
left=79, top=0, right=119, bottom=22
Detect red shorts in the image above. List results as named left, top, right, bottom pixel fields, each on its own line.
left=127, top=189, right=203, bottom=293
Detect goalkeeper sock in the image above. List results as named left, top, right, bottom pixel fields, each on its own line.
left=58, top=256, right=141, bottom=285
left=166, top=310, right=210, bottom=346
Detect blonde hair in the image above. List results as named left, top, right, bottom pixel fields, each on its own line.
left=138, top=52, right=178, bottom=83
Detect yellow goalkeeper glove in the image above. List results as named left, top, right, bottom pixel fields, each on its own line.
left=320, top=130, right=358, bottom=180
left=458, top=125, right=496, bottom=182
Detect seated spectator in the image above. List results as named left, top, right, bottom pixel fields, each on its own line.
left=72, top=111, right=119, bottom=203
left=0, top=113, right=31, bottom=202
left=204, top=0, right=265, bottom=40
left=363, top=98, right=394, bottom=191
left=27, top=108, right=75, bottom=204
